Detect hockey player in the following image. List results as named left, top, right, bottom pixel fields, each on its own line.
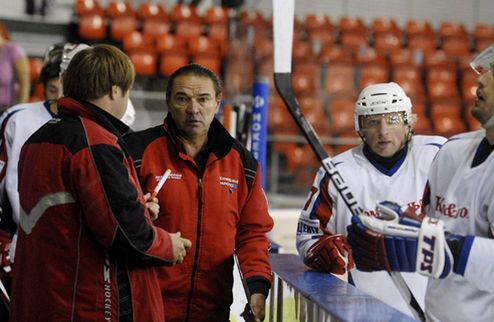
left=347, top=45, right=494, bottom=322
left=296, top=82, right=446, bottom=317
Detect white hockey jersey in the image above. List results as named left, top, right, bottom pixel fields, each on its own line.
left=424, top=130, right=494, bottom=322
left=0, top=101, right=56, bottom=260
left=296, top=135, right=446, bottom=317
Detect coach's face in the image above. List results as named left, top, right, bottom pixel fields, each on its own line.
left=473, top=68, right=494, bottom=128
left=168, top=75, right=221, bottom=141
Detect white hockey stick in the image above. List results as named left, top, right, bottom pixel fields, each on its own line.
left=272, top=1, right=425, bottom=320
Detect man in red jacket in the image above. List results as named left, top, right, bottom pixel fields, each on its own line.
left=11, top=44, right=191, bottom=322
left=125, top=63, right=273, bottom=322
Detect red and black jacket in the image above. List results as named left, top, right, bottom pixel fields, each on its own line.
left=125, top=115, right=273, bottom=322
left=11, top=97, right=175, bottom=322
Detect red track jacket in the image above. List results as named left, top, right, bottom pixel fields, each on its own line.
left=125, top=115, right=273, bottom=322
left=11, top=97, right=175, bottom=322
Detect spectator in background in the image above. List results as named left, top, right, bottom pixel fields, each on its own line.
left=125, top=63, right=273, bottom=322
left=0, top=22, right=30, bottom=112
left=10, top=44, right=192, bottom=321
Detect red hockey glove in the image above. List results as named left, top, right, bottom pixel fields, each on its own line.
left=304, top=234, right=354, bottom=275
left=0, top=231, right=11, bottom=278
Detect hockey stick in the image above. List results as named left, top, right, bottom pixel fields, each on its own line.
left=234, top=253, right=255, bottom=322
left=272, top=1, right=425, bottom=320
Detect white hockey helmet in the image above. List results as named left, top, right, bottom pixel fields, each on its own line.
left=354, top=82, right=412, bottom=132
left=59, top=43, right=90, bottom=76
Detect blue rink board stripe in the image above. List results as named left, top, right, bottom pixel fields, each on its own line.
left=270, top=254, right=416, bottom=322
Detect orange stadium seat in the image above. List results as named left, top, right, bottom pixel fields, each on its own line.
left=423, top=50, right=456, bottom=70
left=75, top=0, right=104, bottom=16
left=204, top=6, right=229, bottom=55
left=137, top=2, right=167, bottom=20
left=412, top=116, right=433, bottom=135
left=475, top=37, right=494, bottom=52
left=408, top=34, right=437, bottom=54
left=374, top=32, right=402, bottom=54
left=122, top=31, right=154, bottom=53
left=159, top=53, right=189, bottom=77
left=268, top=94, right=298, bottom=134
left=308, top=29, right=336, bottom=49
left=106, top=0, right=135, bottom=18
left=328, top=96, right=355, bottom=134
left=293, top=69, right=318, bottom=96
left=430, top=98, right=462, bottom=119
left=474, top=23, right=494, bottom=40
left=156, top=33, right=186, bottom=54
left=142, top=18, right=170, bottom=40
left=355, top=46, right=387, bottom=65
left=293, top=40, right=314, bottom=62
left=78, top=14, right=106, bottom=40
left=191, top=56, right=221, bottom=75
left=129, top=51, right=157, bottom=76
left=389, top=49, right=419, bottom=66
left=427, top=79, right=459, bottom=101
left=371, top=17, right=399, bottom=35
left=439, top=22, right=468, bottom=40
left=339, top=16, right=366, bottom=34
left=318, top=46, right=353, bottom=65
left=406, top=19, right=433, bottom=37
left=433, top=114, right=467, bottom=137
left=110, top=15, right=137, bottom=41
left=188, top=35, right=220, bottom=57
left=305, top=13, right=333, bottom=33
left=442, top=37, right=471, bottom=57
left=299, top=96, right=329, bottom=135
left=341, top=32, right=369, bottom=50
left=156, top=34, right=189, bottom=77
left=325, top=64, right=356, bottom=96
left=359, top=64, right=389, bottom=89
left=171, top=4, right=202, bottom=40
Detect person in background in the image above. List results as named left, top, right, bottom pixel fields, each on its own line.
left=348, top=45, right=494, bottom=322
left=10, top=44, right=191, bottom=322
left=0, top=22, right=29, bottom=112
left=125, top=63, right=273, bottom=322
left=296, top=82, right=446, bottom=317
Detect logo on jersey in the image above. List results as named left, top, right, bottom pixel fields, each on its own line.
left=435, top=196, right=469, bottom=219
left=220, top=176, right=238, bottom=193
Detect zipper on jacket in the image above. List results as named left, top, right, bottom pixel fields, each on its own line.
left=185, top=177, right=203, bottom=322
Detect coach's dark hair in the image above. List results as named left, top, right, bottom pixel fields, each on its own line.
left=165, top=63, right=222, bottom=101
left=63, top=44, right=134, bottom=101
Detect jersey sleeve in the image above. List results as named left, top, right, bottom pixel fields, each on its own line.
left=296, top=167, right=336, bottom=263
left=462, top=236, right=494, bottom=292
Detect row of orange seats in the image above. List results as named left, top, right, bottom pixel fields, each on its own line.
left=76, top=1, right=229, bottom=46
left=294, top=14, right=494, bottom=54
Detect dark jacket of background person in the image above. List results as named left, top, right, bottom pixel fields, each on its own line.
left=125, top=115, right=273, bottom=322
left=10, top=97, right=174, bottom=321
